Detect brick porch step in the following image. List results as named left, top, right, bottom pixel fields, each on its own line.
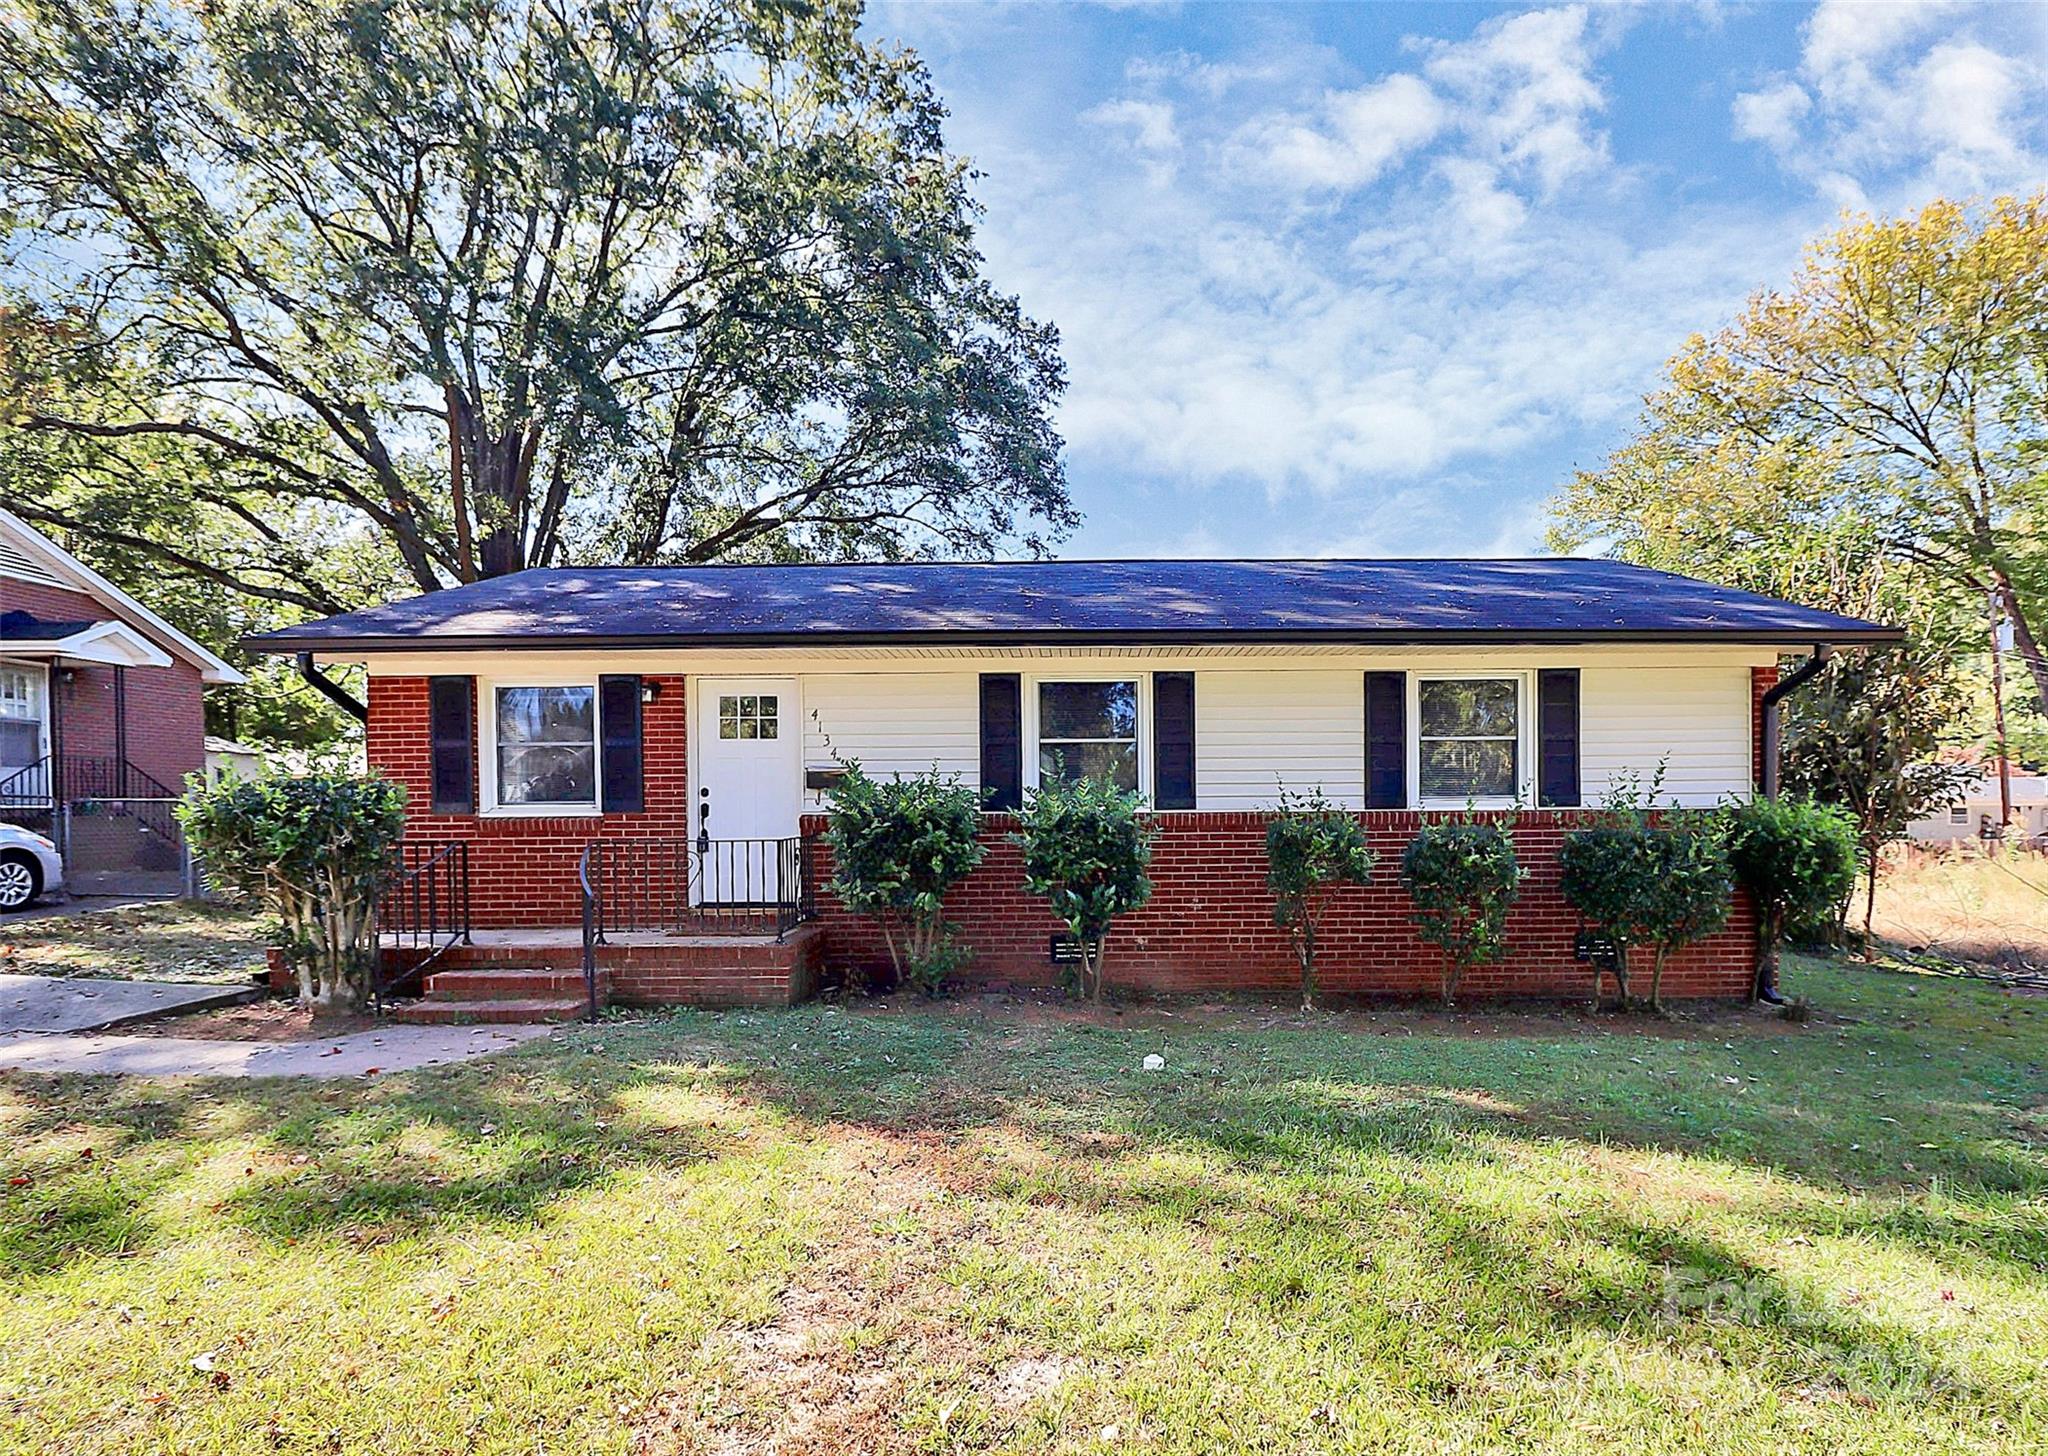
left=387, top=995, right=588, bottom=1025
left=421, top=967, right=609, bottom=1001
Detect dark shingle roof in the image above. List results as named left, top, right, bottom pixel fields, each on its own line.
left=0, top=609, right=103, bottom=641
left=248, top=559, right=1899, bottom=652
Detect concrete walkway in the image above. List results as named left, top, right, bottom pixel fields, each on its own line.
left=0, top=1023, right=554, bottom=1079
left=0, top=973, right=256, bottom=1033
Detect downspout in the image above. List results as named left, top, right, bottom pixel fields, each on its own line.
left=1759, top=645, right=1833, bottom=798
left=296, top=651, right=368, bottom=723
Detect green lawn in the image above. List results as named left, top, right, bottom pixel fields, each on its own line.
left=1, top=901, right=269, bottom=984
left=1, top=956, right=2043, bottom=1454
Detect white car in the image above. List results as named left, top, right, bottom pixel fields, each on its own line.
left=0, top=824, right=63, bottom=912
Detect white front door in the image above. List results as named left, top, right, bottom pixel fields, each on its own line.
left=693, top=678, right=802, bottom=903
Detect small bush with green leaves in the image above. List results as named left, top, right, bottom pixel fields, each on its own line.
left=1722, top=794, right=1858, bottom=996
left=178, top=769, right=407, bottom=1012
left=1399, top=815, right=1523, bottom=1005
left=1560, top=773, right=1736, bottom=1010
left=823, top=761, right=986, bottom=995
left=1012, top=773, right=1155, bottom=1002
left=1265, top=787, right=1377, bottom=1009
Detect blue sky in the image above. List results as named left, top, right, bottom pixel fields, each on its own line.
left=864, top=1, right=2048, bottom=559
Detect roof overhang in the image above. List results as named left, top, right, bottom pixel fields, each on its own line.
left=251, top=625, right=1905, bottom=655
left=0, top=620, right=177, bottom=669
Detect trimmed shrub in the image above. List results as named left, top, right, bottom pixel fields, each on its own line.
left=178, top=770, right=407, bottom=1012
left=824, top=761, right=985, bottom=995
left=1561, top=772, right=1736, bottom=1010
left=1265, top=788, right=1377, bottom=1010
left=1399, top=815, right=1523, bottom=1005
left=1012, top=774, right=1154, bottom=1002
left=1723, top=795, right=1858, bottom=997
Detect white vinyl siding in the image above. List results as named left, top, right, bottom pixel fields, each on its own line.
left=1196, top=670, right=1366, bottom=810
left=372, top=648, right=1772, bottom=813
left=1580, top=666, right=1752, bottom=807
left=801, top=671, right=979, bottom=804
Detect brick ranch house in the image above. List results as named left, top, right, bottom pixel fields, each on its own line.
left=0, top=507, right=243, bottom=899
left=252, top=559, right=1894, bottom=1020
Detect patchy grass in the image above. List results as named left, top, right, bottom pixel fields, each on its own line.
left=1870, top=848, right=2048, bottom=972
left=1, top=954, right=2044, bottom=1454
left=0, top=902, right=268, bottom=985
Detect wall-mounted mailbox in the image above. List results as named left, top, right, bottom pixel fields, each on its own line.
left=805, top=767, right=849, bottom=792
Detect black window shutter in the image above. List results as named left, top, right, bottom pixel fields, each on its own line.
left=598, top=675, right=644, bottom=814
left=979, top=673, right=1022, bottom=811
left=1537, top=668, right=1581, bottom=808
left=428, top=676, right=475, bottom=814
left=1153, top=672, right=1196, bottom=809
left=1364, top=671, right=1406, bottom=809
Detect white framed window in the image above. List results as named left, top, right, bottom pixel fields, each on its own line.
left=0, top=661, right=48, bottom=775
left=1949, top=804, right=1970, bottom=825
left=1027, top=676, right=1146, bottom=796
left=485, top=681, right=599, bottom=812
left=1410, top=673, right=1530, bottom=808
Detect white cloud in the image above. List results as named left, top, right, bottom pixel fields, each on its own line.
left=1084, top=97, right=1180, bottom=155
left=1731, top=81, right=1811, bottom=148
left=1732, top=0, right=2045, bottom=198
left=1418, top=4, right=1610, bottom=196
left=1242, top=74, right=1444, bottom=190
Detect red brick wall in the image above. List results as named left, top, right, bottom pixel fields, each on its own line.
left=1751, top=663, right=1780, bottom=793
left=369, top=670, right=1767, bottom=999
left=367, top=674, right=692, bottom=925
left=803, top=811, right=1758, bottom=1000
left=0, top=577, right=206, bottom=790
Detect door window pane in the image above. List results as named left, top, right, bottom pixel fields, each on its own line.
left=0, top=667, right=44, bottom=773
left=1417, top=679, right=1518, bottom=802
left=496, top=686, right=596, bottom=805
left=1037, top=681, right=1139, bottom=792
left=718, top=693, right=779, bottom=740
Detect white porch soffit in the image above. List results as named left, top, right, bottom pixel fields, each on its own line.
left=0, top=619, right=175, bottom=669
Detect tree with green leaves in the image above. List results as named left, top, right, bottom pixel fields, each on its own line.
left=1634, top=820, right=1734, bottom=1013
left=1551, top=193, right=2048, bottom=714
left=823, top=760, right=985, bottom=995
left=179, top=770, right=406, bottom=1012
left=1264, top=788, right=1377, bottom=1011
left=1399, top=814, right=1523, bottom=1006
left=0, top=0, right=1072, bottom=620
left=1781, top=651, right=1976, bottom=954
left=1012, top=774, right=1154, bottom=1004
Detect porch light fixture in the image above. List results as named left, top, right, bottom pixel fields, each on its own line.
left=640, top=680, right=662, bottom=705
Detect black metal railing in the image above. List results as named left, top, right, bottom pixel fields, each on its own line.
left=372, top=842, right=471, bottom=1010
left=578, top=836, right=817, bottom=1021
left=0, top=754, right=184, bottom=847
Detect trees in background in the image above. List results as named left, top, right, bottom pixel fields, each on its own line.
left=0, top=0, right=1071, bottom=641
left=1552, top=193, right=2048, bottom=721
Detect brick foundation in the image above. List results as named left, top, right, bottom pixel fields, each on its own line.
left=803, top=812, right=1757, bottom=1001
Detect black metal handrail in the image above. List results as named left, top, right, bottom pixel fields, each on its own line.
left=372, top=841, right=471, bottom=1010
left=578, top=836, right=817, bottom=1022
left=0, top=754, right=185, bottom=846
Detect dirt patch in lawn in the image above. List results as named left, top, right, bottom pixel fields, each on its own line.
left=125, top=997, right=377, bottom=1041
left=633, top=1126, right=1081, bottom=1456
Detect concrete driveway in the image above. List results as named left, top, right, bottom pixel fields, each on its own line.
left=0, top=972, right=255, bottom=1033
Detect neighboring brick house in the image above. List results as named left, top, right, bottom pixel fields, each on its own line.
left=253, top=559, right=1892, bottom=1014
left=0, top=507, right=242, bottom=894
